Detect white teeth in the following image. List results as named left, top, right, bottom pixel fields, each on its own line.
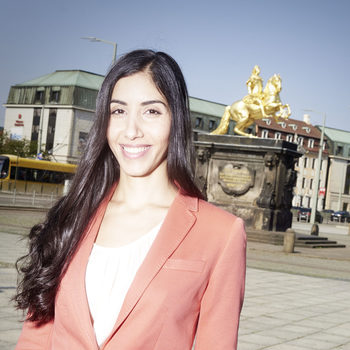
left=122, top=146, right=149, bottom=154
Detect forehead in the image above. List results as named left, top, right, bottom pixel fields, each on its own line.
left=111, top=72, right=166, bottom=102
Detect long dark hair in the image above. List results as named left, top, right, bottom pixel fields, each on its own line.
left=14, top=49, right=203, bottom=324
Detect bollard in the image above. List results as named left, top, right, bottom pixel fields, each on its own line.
left=311, top=224, right=319, bottom=236
left=283, top=229, right=295, bottom=253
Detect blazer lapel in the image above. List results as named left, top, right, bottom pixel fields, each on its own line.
left=111, top=190, right=198, bottom=334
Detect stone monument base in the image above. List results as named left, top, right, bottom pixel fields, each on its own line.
left=194, top=133, right=301, bottom=232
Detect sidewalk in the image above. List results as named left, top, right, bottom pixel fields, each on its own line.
left=1, top=230, right=350, bottom=349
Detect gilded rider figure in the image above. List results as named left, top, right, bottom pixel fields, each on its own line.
left=243, top=65, right=267, bottom=118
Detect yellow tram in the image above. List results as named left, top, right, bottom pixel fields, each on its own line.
left=0, top=154, right=76, bottom=195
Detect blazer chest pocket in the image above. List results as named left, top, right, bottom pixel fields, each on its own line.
left=163, top=258, right=205, bottom=272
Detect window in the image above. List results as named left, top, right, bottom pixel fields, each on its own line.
left=286, top=134, right=293, bottom=142
left=304, top=157, right=307, bottom=168
left=209, top=120, right=217, bottom=131
left=45, top=109, right=57, bottom=152
left=78, top=132, right=88, bottom=154
left=308, top=138, right=314, bottom=148
left=195, top=117, right=203, bottom=128
left=50, top=90, right=60, bottom=103
left=275, top=132, right=281, bottom=140
left=297, top=136, right=304, bottom=146
left=31, top=108, right=41, bottom=142
left=310, top=179, right=313, bottom=189
left=302, top=177, right=306, bottom=188
left=336, top=145, right=343, bottom=156
left=34, top=90, right=44, bottom=103
left=312, top=158, right=316, bottom=169
left=262, top=129, right=269, bottom=138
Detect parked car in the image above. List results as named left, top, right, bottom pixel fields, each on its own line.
left=330, top=211, right=350, bottom=223
left=297, top=208, right=323, bottom=223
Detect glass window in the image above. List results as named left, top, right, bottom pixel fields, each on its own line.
left=195, top=117, right=203, bottom=128
left=262, top=129, right=269, bottom=138
left=45, top=109, right=57, bottom=152
left=336, top=145, right=343, bottom=156
left=209, top=120, right=217, bottom=131
left=308, top=138, right=314, bottom=148
left=275, top=132, right=281, bottom=140
left=34, top=90, right=44, bottom=103
left=31, top=108, right=41, bottom=142
left=50, top=90, right=60, bottom=103
left=286, top=134, right=293, bottom=142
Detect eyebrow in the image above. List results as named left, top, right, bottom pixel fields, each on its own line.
left=110, top=99, right=167, bottom=107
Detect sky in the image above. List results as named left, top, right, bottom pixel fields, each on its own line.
left=1, top=0, right=350, bottom=131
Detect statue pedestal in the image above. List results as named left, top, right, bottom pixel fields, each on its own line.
left=194, top=133, right=301, bottom=231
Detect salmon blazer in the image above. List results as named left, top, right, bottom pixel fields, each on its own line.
left=16, top=188, right=246, bottom=350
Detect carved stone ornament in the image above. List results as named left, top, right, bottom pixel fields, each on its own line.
left=197, top=148, right=211, bottom=163
left=218, top=163, right=255, bottom=196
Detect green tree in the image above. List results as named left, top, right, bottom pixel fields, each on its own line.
left=0, top=132, right=38, bottom=158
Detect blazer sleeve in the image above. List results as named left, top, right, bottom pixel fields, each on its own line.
left=194, top=217, right=246, bottom=350
left=15, top=318, right=53, bottom=350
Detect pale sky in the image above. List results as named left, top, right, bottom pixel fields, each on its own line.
left=1, top=0, right=349, bottom=130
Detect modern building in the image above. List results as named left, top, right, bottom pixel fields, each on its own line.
left=255, top=115, right=328, bottom=210
left=320, top=127, right=350, bottom=211
left=3, top=70, right=227, bottom=163
left=4, top=70, right=104, bottom=163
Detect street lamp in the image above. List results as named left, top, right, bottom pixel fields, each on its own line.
left=81, top=37, right=117, bottom=64
left=303, top=109, right=326, bottom=224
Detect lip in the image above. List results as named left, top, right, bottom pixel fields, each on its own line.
left=120, top=144, right=151, bottom=159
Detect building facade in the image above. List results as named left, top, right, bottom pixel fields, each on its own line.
left=321, top=127, right=350, bottom=211
left=255, top=115, right=328, bottom=210
left=4, top=70, right=104, bottom=163
left=4, top=70, right=227, bottom=163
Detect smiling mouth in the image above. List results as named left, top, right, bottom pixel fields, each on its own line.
left=120, top=145, right=151, bottom=158
left=122, top=145, right=150, bottom=153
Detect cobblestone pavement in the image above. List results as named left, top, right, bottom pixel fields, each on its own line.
left=1, top=229, right=350, bottom=349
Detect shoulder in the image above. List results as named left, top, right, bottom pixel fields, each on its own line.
left=197, top=199, right=239, bottom=223
left=195, top=199, right=245, bottom=240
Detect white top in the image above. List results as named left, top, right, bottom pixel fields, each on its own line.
left=85, top=222, right=162, bottom=346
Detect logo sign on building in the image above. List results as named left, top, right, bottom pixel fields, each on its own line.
left=10, top=114, right=24, bottom=140
left=319, top=187, right=326, bottom=196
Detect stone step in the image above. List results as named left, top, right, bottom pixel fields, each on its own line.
left=295, top=235, right=346, bottom=249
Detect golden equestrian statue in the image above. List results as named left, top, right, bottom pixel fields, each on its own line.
left=211, top=65, right=291, bottom=137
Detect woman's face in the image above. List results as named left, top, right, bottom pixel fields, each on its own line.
left=107, top=71, right=171, bottom=179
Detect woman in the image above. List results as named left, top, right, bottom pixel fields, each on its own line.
left=14, top=49, right=246, bottom=350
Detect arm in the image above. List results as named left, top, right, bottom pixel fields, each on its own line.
left=15, top=319, right=53, bottom=350
left=195, top=218, right=247, bottom=350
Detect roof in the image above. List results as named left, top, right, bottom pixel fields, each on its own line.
left=189, top=97, right=226, bottom=117
left=16, top=70, right=104, bottom=90
left=255, top=117, right=323, bottom=139
left=318, top=126, right=350, bottom=145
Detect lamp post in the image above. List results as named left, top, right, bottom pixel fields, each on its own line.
left=81, top=37, right=117, bottom=64
left=303, top=110, right=326, bottom=224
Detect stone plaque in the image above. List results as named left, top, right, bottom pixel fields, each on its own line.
left=218, top=163, right=255, bottom=196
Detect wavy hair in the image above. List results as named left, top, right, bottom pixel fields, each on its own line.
left=14, top=49, right=203, bottom=324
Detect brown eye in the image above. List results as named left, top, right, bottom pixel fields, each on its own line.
left=111, top=108, right=125, bottom=116
left=145, top=109, right=160, bottom=116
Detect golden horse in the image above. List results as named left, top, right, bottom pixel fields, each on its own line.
left=211, top=74, right=291, bottom=137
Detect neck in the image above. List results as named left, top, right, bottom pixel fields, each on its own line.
left=113, top=167, right=178, bottom=210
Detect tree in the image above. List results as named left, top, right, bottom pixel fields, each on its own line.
left=0, top=132, right=39, bottom=158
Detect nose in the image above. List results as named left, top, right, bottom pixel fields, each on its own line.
left=125, top=114, right=143, bottom=140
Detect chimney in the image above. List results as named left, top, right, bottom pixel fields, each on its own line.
left=303, top=114, right=311, bottom=125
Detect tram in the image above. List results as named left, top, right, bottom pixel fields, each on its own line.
left=0, top=154, right=76, bottom=195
